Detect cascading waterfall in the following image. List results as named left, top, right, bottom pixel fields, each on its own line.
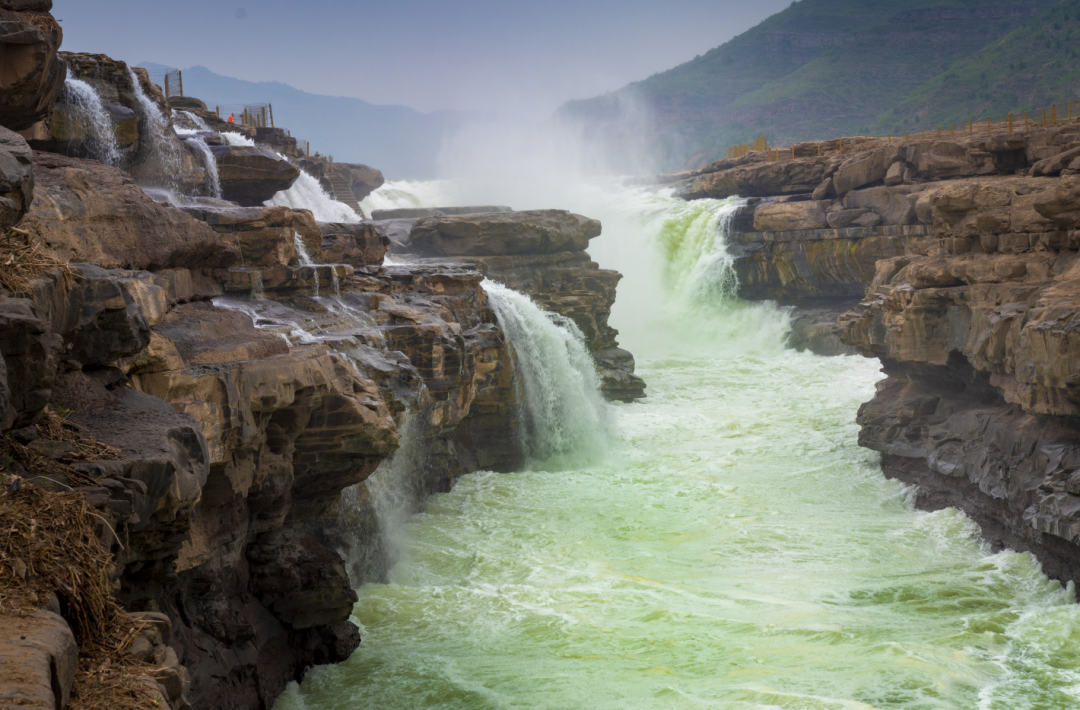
left=220, top=131, right=255, bottom=147
left=60, top=69, right=121, bottom=166
left=125, top=67, right=183, bottom=185
left=483, top=279, right=610, bottom=468
left=292, top=233, right=319, bottom=297
left=178, top=134, right=222, bottom=199
left=276, top=179, right=1080, bottom=710
left=266, top=171, right=361, bottom=223
left=360, top=178, right=455, bottom=215
left=179, top=110, right=210, bottom=131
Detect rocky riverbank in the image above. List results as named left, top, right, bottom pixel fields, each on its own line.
left=0, top=7, right=643, bottom=708
left=677, top=119, right=1080, bottom=584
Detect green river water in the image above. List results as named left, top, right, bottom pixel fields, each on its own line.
left=275, top=185, right=1080, bottom=709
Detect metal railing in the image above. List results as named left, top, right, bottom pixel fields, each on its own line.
left=147, top=69, right=183, bottom=98
left=726, top=99, right=1080, bottom=163
left=211, top=103, right=275, bottom=128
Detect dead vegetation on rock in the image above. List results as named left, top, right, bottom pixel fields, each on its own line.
left=0, top=226, right=71, bottom=295
left=1, top=423, right=163, bottom=709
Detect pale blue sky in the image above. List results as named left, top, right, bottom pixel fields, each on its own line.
left=57, top=0, right=792, bottom=115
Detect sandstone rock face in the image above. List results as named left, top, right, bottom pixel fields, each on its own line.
left=410, top=209, right=601, bottom=257
left=217, top=146, right=301, bottom=206
left=319, top=221, right=388, bottom=266
left=830, top=173, right=1080, bottom=582
left=675, top=156, right=838, bottom=200
left=0, top=3, right=63, bottom=131
left=0, top=611, right=78, bottom=710
left=753, top=200, right=828, bottom=231
left=181, top=204, right=320, bottom=268
left=336, top=162, right=384, bottom=202
left=25, top=152, right=237, bottom=270
left=0, top=126, right=34, bottom=228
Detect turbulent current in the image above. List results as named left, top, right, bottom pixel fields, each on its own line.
left=275, top=183, right=1080, bottom=710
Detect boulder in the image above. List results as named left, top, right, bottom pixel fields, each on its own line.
left=0, top=6, right=64, bottom=132
left=409, top=209, right=601, bottom=257
left=843, top=185, right=919, bottom=226
left=811, top=177, right=833, bottom=200
left=1033, top=176, right=1080, bottom=229
left=752, top=201, right=828, bottom=232
left=0, top=126, right=34, bottom=228
left=183, top=204, right=321, bottom=267
left=337, top=162, right=385, bottom=202
left=826, top=208, right=873, bottom=229
left=832, top=149, right=889, bottom=195
left=0, top=296, right=52, bottom=428
left=24, top=151, right=238, bottom=271
left=1032, top=146, right=1080, bottom=177
left=0, top=611, right=77, bottom=710
left=217, top=146, right=300, bottom=206
left=319, top=221, right=389, bottom=266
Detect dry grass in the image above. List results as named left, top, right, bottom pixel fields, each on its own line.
left=1, top=417, right=164, bottom=709
left=0, top=227, right=72, bottom=296
left=36, top=408, right=127, bottom=464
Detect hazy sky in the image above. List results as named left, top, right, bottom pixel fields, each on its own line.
left=58, top=0, right=790, bottom=116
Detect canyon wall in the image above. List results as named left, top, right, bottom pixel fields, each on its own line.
left=696, top=121, right=1080, bottom=583
left=0, top=45, right=641, bottom=710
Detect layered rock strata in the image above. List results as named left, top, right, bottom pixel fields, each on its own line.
left=0, top=116, right=638, bottom=709
left=686, top=120, right=1080, bottom=584
left=402, top=209, right=646, bottom=402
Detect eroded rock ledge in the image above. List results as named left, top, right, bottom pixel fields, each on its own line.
left=0, top=124, right=640, bottom=708
left=688, top=119, right=1080, bottom=584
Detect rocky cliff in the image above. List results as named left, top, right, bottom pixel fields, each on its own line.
left=687, top=119, right=1080, bottom=584
left=0, top=47, right=640, bottom=708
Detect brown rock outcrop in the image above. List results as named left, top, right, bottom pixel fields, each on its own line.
left=319, top=221, right=388, bottom=266
left=0, top=126, right=34, bottom=228
left=410, top=209, right=601, bottom=257
left=217, top=146, right=300, bottom=206
left=24, top=151, right=238, bottom=270
left=0, top=1, right=63, bottom=132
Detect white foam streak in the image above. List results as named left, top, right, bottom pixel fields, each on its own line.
left=267, top=171, right=361, bottom=223
left=182, top=136, right=222, bottom=199
left=61, top=70, right=121, bottom=166
left=483, top=280, right=610, bottom=469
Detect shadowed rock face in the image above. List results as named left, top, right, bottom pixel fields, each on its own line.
left=698, top=122, right=1080, bottom=584
left=217, top=146, right=300, bottom=206
left=0, top=126, right=34, bottom=228
left=403, top=209, right=646, bottom=402
left=0, top=2, right=63, bottom=132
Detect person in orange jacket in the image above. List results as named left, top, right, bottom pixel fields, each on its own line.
left=227, top=114, right=235, bottom=123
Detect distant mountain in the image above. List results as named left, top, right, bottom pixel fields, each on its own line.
left=138, top=63, right=473, bottom=179
left=556, top=0, right=1066, bottom=172
left=870, top=0, right=1080, bottom=135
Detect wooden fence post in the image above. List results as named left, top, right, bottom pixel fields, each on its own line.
left=969, top=119, right=972, bottom=135
left=1052, top=104, right=1056, bottom=124
left=178, top=70, right=183, bottom=97
left=937, top=126, right=941, bottom=138
left=1024, top=111, right=1029, bottom=130
left=905, top=131, right=909, bottom=143
left=164, top=75, right=170, bottom=99
left=1008, top=113, right=1013, bottom=132
left=951, top=125, right=955, bottom=137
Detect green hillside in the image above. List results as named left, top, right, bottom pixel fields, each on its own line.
left=557, top=0, right=1059, bottom=171
left=868, top=0, right=1080, bottom=135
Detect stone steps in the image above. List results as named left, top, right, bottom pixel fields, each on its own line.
left=326, top=171, right=366, bottom=218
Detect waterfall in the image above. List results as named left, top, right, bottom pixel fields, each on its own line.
left=266, top=171, right=361, bottom=223
left=655, top=196, right=744, bottom=304
left=180, top=135, right=222, bottom=199
left=179, top=110, right=210, bottom=131
left=483, top=280, right=610, bottom=469
left=220, top=131, right=255, bottom=147
left=61, top=69, right=121, bottom=166
left=293, top=232, right=319, bottom=297
left=126, top=67, right=183, bottom=186
left=360, top=178, right=454, bottom=214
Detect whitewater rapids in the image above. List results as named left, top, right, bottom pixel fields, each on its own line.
left=274, top=180, right=1080, bottom=710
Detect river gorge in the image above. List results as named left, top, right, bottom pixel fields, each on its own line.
left=270, top=183, right=1080, bottom=709
left=5, top=3, right=1080, bottom=706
